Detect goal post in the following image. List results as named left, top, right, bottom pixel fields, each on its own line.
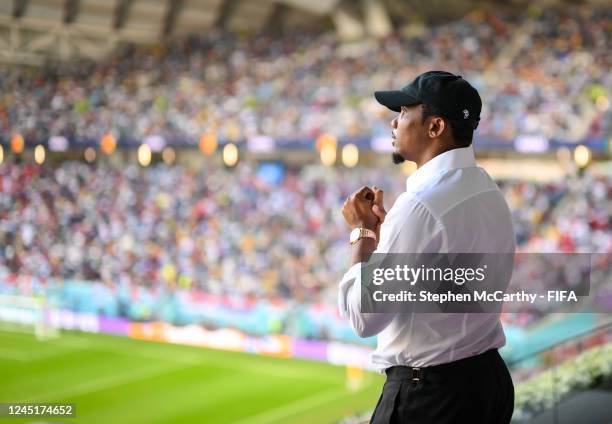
left=0, top=294, right=58, bottom=340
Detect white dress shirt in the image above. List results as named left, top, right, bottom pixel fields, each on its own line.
left=338, top=146, right=516, bottom=371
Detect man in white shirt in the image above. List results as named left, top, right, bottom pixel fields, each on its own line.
left=340, top=71, right=515, bottom=423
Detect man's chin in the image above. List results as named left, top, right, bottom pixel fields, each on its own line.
left=392, top=152, right=406, bottom=164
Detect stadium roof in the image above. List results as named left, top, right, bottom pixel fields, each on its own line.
left=0, top=0, right=606, bottom=65
left=0, top=0, right=340, bottom=64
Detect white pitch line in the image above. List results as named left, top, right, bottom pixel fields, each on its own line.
left=3, top=331, right=343, bottom=386
left=26, top=362, right=187, bottom=402
left=49, top=336, right=94, bottom=349
left=0, top=347, right=28, bottom=361
left=50, top=336, right=342, bottom=383
left=230, top=388, right=350, bottom=424
left=26, top=346, right=77, bottom=362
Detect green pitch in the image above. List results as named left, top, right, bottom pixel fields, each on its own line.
left=0, top=330, right=383, bottom=424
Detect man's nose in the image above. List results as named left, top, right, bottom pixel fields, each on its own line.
left=390, top=117, right=398, bottom=129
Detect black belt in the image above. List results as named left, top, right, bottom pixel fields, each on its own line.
left=384, top=348, right=500, bottom=384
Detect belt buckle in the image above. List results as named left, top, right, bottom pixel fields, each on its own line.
left=412, top=367, right=423, bottom=384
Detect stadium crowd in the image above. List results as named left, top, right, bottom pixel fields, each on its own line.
left=0, top=160, right=610, bottom=334
left=0, top=5, right=609, bottom=148
left=0, top=161, right=401, bottom=299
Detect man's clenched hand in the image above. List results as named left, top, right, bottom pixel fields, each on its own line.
left=342, top=185, right=385, bottom=232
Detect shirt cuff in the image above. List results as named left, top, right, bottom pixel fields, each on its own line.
left=338, top=262, right=362, bottom=318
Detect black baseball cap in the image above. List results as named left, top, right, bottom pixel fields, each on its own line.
left=374, top=71, right=481, bottom=129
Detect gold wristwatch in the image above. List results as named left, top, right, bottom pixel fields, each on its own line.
left=349, top=228, right=377, bottom=245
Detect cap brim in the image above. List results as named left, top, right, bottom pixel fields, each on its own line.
left=374, top=90, right=420, bottom=112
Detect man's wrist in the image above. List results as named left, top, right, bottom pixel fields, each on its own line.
left=350, top=236, right=377, bottom=265
left=352, top=221, right=377, bottom=231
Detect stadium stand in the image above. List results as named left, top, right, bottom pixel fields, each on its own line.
left=0, top=161, right=610, bottom=342
left=0, top=6, right=610, bottom=149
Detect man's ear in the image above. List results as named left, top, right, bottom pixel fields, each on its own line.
left=428, top=117, right=446, bottom=138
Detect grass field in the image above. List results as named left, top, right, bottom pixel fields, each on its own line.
left=0, top=329, right=383, bottom=424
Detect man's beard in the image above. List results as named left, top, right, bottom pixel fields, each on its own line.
left=392, top=152, right=405, bottom=164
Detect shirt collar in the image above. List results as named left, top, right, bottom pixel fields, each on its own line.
left=406, top=146, right=477, bottom=192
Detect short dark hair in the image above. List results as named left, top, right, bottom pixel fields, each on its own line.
left=421, top=103, right=476, bottom=148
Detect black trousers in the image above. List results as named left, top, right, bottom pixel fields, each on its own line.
left=370, top=349, right=514, bottom=424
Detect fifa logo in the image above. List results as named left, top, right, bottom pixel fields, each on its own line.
left=463, top=109, right=469, bottom=119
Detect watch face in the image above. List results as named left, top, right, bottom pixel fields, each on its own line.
left=349, top=228, right=361, bottom=243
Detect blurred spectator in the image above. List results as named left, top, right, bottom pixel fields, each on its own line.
left=0, top=160, right=609, bottom=334
left=0, top=6, right=609, bottom=147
